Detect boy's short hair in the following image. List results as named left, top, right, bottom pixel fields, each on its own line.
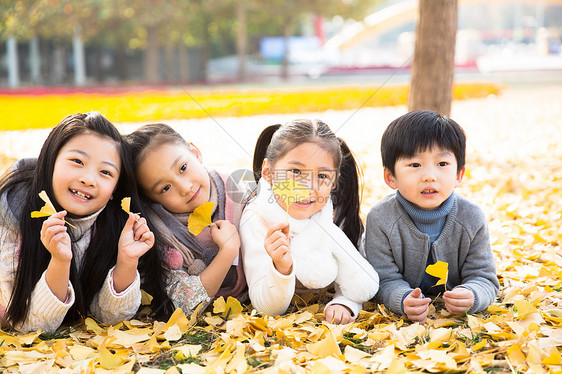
left=381, top=110, right=466, bottom=175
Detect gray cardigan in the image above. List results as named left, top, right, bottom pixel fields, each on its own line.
left=364, top=192, right=499, bottom=316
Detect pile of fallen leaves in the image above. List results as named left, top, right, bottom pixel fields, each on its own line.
left=1, top=87, right=561, bottom=373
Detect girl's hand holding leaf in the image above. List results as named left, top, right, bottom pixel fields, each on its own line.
left=42, top=211, right=73, bottom=302
left=210, top=220, right=239, bottom=261
left=118, top=214, right=154, bottom=262
left=40, top=211, right=72, bottom=263
left=264, top=222, right=292, bottom=275
left=114, top=213, right=155, bottom=293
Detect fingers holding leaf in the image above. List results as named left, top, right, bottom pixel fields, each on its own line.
left=31, top=190, right=76, bottom=228
left=41, top=211, right=72, bottom=262
left=119, top=213, right=154, bottom=260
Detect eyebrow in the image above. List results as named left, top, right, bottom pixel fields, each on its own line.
left=67, top=149, right=120, bottom=172
left=436, top=150, right=455, bottom=157
left=286, top=160, right=336, bottom=172
left=149, top=154, right=183, bottom=192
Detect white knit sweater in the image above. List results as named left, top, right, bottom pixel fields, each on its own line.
left=0, top=199, right=141, bottom=333
left=240, top=179, right=379, bottom=318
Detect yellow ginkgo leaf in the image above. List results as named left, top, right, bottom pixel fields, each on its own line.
left=213, top=296, right=243, bottom=319
left=98, top=347, right=124, bottom=370
left=272, top=179, right=310, bottom=219
left=121, top=197, right=131, bottom=214
left=30, top=190, right=76, bottom=229
left=306, top=330, right=342, bottom=357
left=30, top=190, right=57, bottom=218
left=121, top=196, right=139, bottom=221
left=187, top=202, right=214, bottom=236
left=140, top=289, right=153, bottom=306
left=425, top=261, right=448, bottom=290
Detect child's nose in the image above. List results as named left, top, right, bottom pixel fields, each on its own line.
left=79, top=171, right=95, bottom=186
left=179, top=180, right=193, bottom=196
left=422, top=169, right=437, bottom=182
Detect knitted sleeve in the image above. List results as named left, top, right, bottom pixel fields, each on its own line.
left=90, top=267, right=141, bottom=323
left=455, top=204, right=500, bottom=313
left=0, top=223, right=75, bottom=333
left=364, top=203, right=415, bottom=316
left=0, top=224, right=21, bottom=316
left=239, top=207, right=296, bottom=316
left=20, top=271, right=75, bottom=333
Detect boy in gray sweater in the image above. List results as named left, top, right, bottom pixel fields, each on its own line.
left=364, top=110, right=499, bottom=323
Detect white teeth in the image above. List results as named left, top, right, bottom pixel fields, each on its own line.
left=71, top=189, right=92, bottom=200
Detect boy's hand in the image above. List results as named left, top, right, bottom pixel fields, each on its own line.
left=324, top=304, right=355, bottom=325
left=443, top=287, right=474, bottom=314
left=264, top=222, right=292, bottom=275
left=403, top=288, right=431, bottom=323
left=41, top=211, right=72, bottom=263
left=210, top=220, right=240, bottom=261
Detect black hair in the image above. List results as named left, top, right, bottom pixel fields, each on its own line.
left=333, top=138, right=364, bottom=245
left=381, top=110, right=466, bottom=176
left=1, top=112, right=171, bottom=327
left=126, top=123, right=189, bottom=169
left=252, top=119, right=364, bottom=246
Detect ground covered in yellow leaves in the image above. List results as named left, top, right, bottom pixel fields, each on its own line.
left=0, top=82, right=561, bottom=373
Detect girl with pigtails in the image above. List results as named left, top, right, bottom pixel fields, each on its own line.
left=240, top=119, right=379, bottom=324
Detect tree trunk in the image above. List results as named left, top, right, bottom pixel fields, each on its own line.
left=6, top=36, right=20, bottom=88
left=144, top=26, right=160, bottom=83
left=236, top=2, right=247, bottom=82
left=92, top=44, right=103, bottom=82
left=73, top=27, right=86, bottom=86
left=52, top=45, right=67, bottom=84
left=165, top=38, right=175, bottom=82
left=178, top=42, right=190, bottom=82
left=115, top=43, right=128, bottom=81
left=29, top=36, right=42, bottom=84
left=281, top=19, right=292, bottom=81
left=200, top=12, right=210, bottom=83
left=408, top=0, right=458, bottom=117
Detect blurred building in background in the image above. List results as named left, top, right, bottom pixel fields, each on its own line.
left=322, top=0, right=562, bottom=76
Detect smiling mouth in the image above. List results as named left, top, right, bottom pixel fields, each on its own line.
left=188, top=187, right=200, bottom=203
left=421, top=189, right=437, bottom=195
left=71, top=189, right=92, bottom=200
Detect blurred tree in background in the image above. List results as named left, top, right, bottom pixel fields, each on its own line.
left=0, top=0, right=381, bottom=85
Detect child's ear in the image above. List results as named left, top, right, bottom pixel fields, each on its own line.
left=261, top=158, right=272, bottom=184
left=455, top=166, right=466, bottom=187
left=383, top=167, right=398, bottom=190
left=188, top=142, right=204, bottom=163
